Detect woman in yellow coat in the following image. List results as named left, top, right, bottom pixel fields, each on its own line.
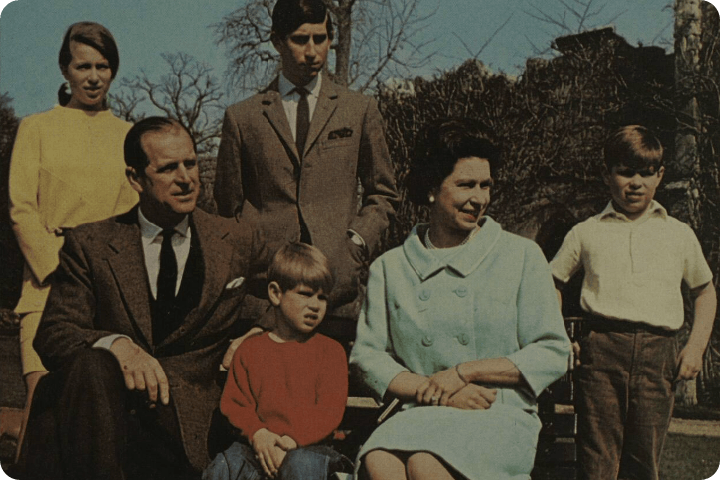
left=8, top=21, right=138, bottom=447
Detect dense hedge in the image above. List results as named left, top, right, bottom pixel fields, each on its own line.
left=375, top=32, right=675, bottom=253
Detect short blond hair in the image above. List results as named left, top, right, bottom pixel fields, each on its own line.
left=268, top=242, right=334, bottom=293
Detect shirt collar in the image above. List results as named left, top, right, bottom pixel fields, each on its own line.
left=599, top=200, right=667, bottom=222
left=279, top=72, right=322, bottom=99
left=138, top=208, right=190, bottom=241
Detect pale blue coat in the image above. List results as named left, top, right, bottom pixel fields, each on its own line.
left=349, top=218, right=570, bottom=480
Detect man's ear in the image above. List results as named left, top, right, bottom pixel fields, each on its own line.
left=268, top=281, right=283, bottom=307
left=126, top=166, right=143, bottom=194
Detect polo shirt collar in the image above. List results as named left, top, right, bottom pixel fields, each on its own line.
left=598, top=200, right=667, bottom=222
left=403, top=216, right=503, bottom=281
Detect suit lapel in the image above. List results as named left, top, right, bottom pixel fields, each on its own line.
left=262, top=77, right=300, bottom=164
left=304, top=79, right=339, bottom=158
left=106, top=212, right=154, bottom=349
left=159, top=210, right=232, bottom=347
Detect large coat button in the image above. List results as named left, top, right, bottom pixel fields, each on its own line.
left=455, top=286, right=468, bottom=297
left=421, top=335, right=434, bottom=347
left=419, top=289, right=431, bottom=301
left=457, top=333, right=470, bottom=345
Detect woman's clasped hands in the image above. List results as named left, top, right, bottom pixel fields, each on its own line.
left=415, top=365, right=497, bottom=410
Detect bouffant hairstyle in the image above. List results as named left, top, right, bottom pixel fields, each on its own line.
left=603, top=125, right=664, bottom=172
left=271, top=0, right=334, bottom=41
left=124, top=117, right=196, bottom=175
left=58, top=22, right=120, bottom=105
left=268, top=242, right=334, bottom=294
left=406, top=118, right=501, bottom=206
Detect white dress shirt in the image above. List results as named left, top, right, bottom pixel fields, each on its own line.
left=93, top=210, right=192, bottom=350
left=137, top=208, right=192, bottom=298
left=278, top=72, right=321, bottom=142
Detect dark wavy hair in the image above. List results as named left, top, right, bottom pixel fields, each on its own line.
left=271, top=0, right=334, bottom=41
left=57, top=22, right=120, bottom=106
left=406, top=118, right=502, bottom=206
left=124, top=117, right=196, bottom=175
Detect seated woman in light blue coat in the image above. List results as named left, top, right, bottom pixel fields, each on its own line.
left=349, top=119, right=571, bottom=480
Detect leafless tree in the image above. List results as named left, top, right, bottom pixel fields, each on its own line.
left=109, top=88, right=145, bottom=124
left=111, top=52, right=225, bottom=155
left=213, top=0, right=438, bottom=94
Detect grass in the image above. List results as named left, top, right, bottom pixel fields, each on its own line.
left=660, top=433, right=720, bottom=480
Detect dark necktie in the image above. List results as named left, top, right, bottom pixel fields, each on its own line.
left=295, top=86, right=309, bottom=159
left=157, top=229, right=177, bottom=306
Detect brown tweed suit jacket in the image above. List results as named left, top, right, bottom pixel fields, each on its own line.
left=214, top=77, right=399, bottom=318
left=33, top=207, right=267, bottom=470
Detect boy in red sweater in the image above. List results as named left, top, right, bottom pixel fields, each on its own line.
left=204, top=242, right=349, bottom=480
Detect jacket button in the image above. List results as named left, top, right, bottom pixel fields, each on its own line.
left=455, top=286, right=468, bottom=297
left=457, top=333, right=470, bottom=345
left=421, top=335, right=433, bottom=347
left=419, top=289, right=431, bottom=301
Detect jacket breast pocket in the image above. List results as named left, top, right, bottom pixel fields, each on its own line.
left=321, top=136, right=355, bottom=150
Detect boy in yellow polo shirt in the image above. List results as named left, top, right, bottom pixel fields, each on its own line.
left=551, top=125, right=717, bottom=480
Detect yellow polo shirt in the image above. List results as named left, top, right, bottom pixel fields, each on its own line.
left=550, top=201, right=712, bottom=330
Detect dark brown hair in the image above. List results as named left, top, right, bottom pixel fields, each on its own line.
left=407, top=118, right=501, bottom=206
left=271, top=0, right=334, bottom=41
left=124, top=117, right=196, bottom=175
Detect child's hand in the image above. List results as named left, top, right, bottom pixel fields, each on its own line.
left=277, top=435, right=297, bottom=451
left=447, top=384, right=497, bottom=410
left=571, top=341, right=581, bottom=368
left=251, top=428, right=284, bottom=477
left=676, top=344, right=704, bottom=381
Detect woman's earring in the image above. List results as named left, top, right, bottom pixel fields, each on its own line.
left=428, top=195, right=435, bottom=204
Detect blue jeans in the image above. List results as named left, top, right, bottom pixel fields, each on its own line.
left=203, top=441, right=350, bottom=480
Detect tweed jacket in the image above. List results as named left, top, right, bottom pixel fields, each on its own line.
left=33, top=207, right=267, bottom=470
left=214, top=76, right=399, bottom=316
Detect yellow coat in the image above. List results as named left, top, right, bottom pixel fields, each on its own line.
left=9, top=106, right=138, bottom=313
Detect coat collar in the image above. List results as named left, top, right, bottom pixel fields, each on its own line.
left=260, top=75, right=341, bottom=163
left=159, top=208, right=234, bottom=347
left=261, top=78, right=298, bottom=162
left=106, top=208, right=234, bottom=348
left=403, top=217, right=503, bottom=281
left=106, top=208, right=154, bottom=348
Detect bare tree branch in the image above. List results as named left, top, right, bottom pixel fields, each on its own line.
left=213, top=0, right=438, bottom=94
left=113, top=52, right=225, bottom=155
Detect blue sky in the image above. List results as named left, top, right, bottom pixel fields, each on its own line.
left=0, top=0, right=715, bottom=119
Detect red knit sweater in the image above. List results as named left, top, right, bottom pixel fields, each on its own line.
left=220, top=332, right=348, bottom=446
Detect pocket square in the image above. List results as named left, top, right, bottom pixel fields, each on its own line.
left=328, top=127, right=353, bottom=140
left=225, top=277, right=245, bottom=290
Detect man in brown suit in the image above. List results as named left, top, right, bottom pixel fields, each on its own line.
left=214, top=0, right=399, bottom=327
left=24, top=117, right=267, bottom=480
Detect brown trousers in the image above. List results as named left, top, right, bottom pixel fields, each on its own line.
left=576, top=319, right=677, bottom=480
